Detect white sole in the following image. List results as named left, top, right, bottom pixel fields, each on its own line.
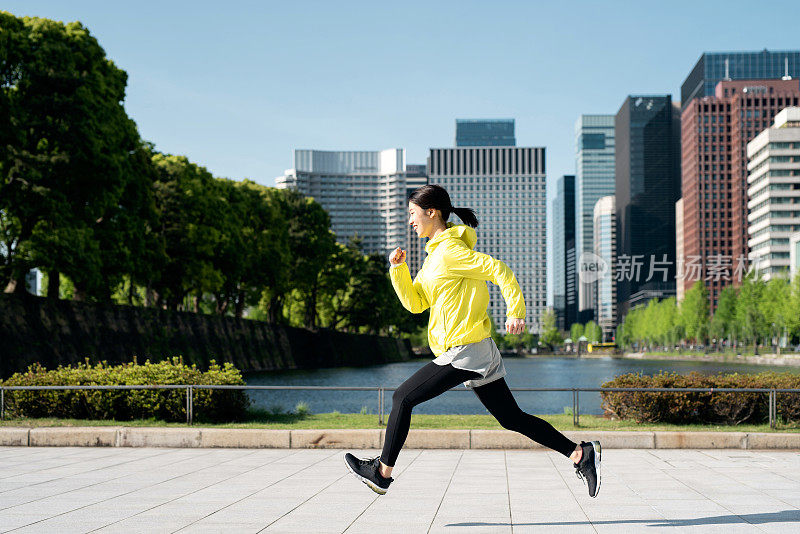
left=344, top=455, right=387, bottom=495
left=591, top=440, right=602, bottom=498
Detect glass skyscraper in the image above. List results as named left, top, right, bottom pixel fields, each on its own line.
left=575, top=115, right=615, bottom=316
left=455, top=119, right=516, bottom=147
left=552, top=175, right=576, bottom=331
left=615, top=96, right=681, bottom=322
left=681, top=50, right=800, bottom=109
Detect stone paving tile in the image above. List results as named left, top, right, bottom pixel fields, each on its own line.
left=1, top=447, right=800, bottom=533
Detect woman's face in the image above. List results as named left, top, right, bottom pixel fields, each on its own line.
left=408, top=202, right=437, bottom=238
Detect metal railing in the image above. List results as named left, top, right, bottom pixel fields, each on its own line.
left=1, top=385, right=798, bottom=429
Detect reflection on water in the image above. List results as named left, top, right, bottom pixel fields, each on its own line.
left=244, top=357, right=799, bottom=416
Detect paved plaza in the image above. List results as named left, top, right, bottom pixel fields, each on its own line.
left=0, top=447, right=799, bottom=533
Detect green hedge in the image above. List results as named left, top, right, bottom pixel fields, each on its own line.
left=1, top=358, right=249, bottom=423
left=601, top=372, right=800, bottom=425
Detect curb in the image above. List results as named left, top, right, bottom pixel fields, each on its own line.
left=2, top=427, right=800, bottom=449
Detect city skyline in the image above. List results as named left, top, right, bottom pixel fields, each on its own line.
left=3, top=1, right=799, bottom=315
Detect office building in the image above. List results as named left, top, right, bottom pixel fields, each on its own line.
left=746, top=107, right=800, bottom=280
left=681, top=79, right=800, bottom=307
left=676, top=198, right=685, bottom=303
left=276, top=149, right=407, bottom=256
left=791, top=231, right=800, bottom=280
left=405, top=164, right=429, bottom=275
left=615, top=96, right=681, bottom=322
left=552, top=175, right=577, bottom=331
left=593, top=195, right=616, bottom=341
left=575, top=115, right=616, bottom=316
left=428, top=146, right=546, bottom=332
left=455, top=119, right=516, bottom=147
left=681, top=50, right=800, bottom=110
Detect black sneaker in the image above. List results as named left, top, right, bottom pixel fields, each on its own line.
left=344, top=453, right=393, bottom=495
left=574, top=440, right=601, bottom=498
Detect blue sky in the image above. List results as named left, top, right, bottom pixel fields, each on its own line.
left=4, top=0, right=799, bottom=303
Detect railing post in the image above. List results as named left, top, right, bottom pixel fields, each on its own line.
left=378, top=388, right=383, bottom=426
left=1, top=387, right=4, bottom=420
left=575, top=390, right=580, bottom=427
left=769, top=389, right=775, bottom=429
left=572, top=389, right=577, bottom=426
left=186, top=386, right=194, bottom=426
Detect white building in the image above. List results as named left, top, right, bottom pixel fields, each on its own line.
left=276, top=149, right=408, bottom=256
left=593, top=196, right=616, bottom=341
left=746, top=107, right=800, bottom=280
left=427, top=147, right=547, bottom=333
left=790, top=231, right=800, bottom=280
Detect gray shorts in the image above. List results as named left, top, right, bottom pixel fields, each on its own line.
left=432, top=337, right=506, bottom=389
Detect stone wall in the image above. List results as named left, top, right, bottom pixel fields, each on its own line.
left=0, top=294, right=411, bottom=378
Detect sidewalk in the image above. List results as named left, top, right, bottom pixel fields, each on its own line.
left=2, top=427, right=800, bottom=449
left=1, top=447, right=799, bottom=533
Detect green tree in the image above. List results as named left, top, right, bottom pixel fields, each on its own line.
left=274, top=190, right=336, bottom=329
left=735, top=273, right=767, bottom=352
left=710, top=285, right=738, bottom=346
left=539, top=308, right=562, bottom=349
left=148, top=154, right=228, bottom=310
left=679, top=281, right=710, bottom=344
left=584, top=320, right=602, bottom=343
left=1, top=13, right=151, bottom=299
left=759, top=277, right=789, bottom=353
left=570, top=322, right=584, bottom=343
left=209, top=180, right=288, bottom=318
left=655, top=297, right=679, bottom=348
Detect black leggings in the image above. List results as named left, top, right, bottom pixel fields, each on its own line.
left=380, top=361, right=578, bottom=466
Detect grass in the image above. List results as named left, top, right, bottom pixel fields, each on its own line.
left=2, top=410, right=798, bottom=432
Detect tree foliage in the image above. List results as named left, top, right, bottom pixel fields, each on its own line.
left=0, top=12, right=419, bottom=337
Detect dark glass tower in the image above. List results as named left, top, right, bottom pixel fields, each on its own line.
left=615, top=96, right=681, bottom=322
left=681, top=50, right=800, bottom=109
left=552, top=175, right=576, bottom=331
left=455, top=119, right=516, bottom=146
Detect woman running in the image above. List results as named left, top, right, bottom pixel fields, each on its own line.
left=345, top=184, right=600, bottom=498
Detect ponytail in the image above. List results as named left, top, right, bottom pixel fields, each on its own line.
left=408, top=184, right=480, bottom=228
left=451, top=207, right=478, bottom=228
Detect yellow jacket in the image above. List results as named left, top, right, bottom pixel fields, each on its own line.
left=389, top=223, right=525, bottom=356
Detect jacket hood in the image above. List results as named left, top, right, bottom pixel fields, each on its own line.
left=425, top=222, right=477, bottom=253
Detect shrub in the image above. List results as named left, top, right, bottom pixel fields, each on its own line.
left=1, top=358, right=249, bottom=423
left=601, top=372, right=800, bottom=425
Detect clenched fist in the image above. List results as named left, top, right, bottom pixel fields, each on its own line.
left=389, top=247, right=407, bottom=266
left=505, top=318, right=525, bottom=335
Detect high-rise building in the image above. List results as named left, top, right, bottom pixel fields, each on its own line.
left=675, top=198, right=685, bottom=303
left=680, top=79, right=800, bottom=308
left=615, top=96, right=681, bottom=322
left=575, top=115, right=616, bottom=317
left=405, top=164, right=429, bottom=275
left=593, top=195, right=616, bottom=341
left=791, top=231, right=800, bottom=280
left=276, top=149, right=407, bottom=255
left=681, top=50, right=800, bottom=110
left=747, top=107, right=800, bottom=280
left=455, top=119, right=516, bottom=147
left=428, top=146, right=546, bottom=332
left=552, top=175, right=577, bottom=331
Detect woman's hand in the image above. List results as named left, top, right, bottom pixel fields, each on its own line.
left=505, top=318, right=525, bottom=335
left=389, top=247, right=407, bottom=266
